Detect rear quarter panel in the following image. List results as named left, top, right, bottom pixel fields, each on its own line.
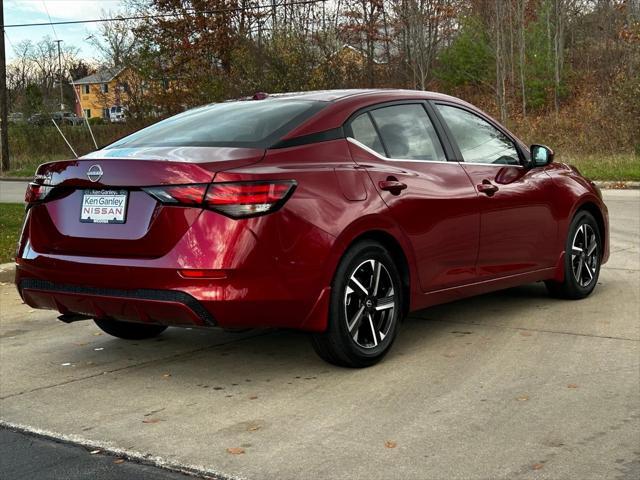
left=217, top=138, right=421, bottom=317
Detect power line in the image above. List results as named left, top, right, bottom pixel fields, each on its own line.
left=3, top=0, right=327, bottom=28
left=41, top=0, right=59, bottom=39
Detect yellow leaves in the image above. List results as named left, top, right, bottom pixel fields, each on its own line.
left=516, top=395, right=529, bottom=402
left=227, top=447, right=245, bottom=455
left=384, top=440, right=397, bottom=449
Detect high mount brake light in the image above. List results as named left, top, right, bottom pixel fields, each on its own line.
left=143, top=181, right=297, bottom=219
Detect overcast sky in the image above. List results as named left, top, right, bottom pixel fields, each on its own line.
left=4, top=0, right=128, bottom=62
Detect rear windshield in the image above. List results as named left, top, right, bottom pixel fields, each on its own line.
left=106, top=99, right=325, bottom=149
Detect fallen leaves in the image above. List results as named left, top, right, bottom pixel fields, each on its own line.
left=142, top=418, right=161, bottom=424
left=384, top=440, right=397, bottom=449
left=94, top=347, right=104, bottom=351
left=248, top=395, right=258, bottom=400
left=532, top=463, right=544, bottom=470
left=516, top=395, right=530, bottom=402
left=519, top=331, right=532, bottom=337
left=567, top=384, right=578, bottom=389
left=227, top=447, right=245, bottom=455
left=113, top=458, right=125, bottom=464
left=89, top=449, right=101, bottom=455
left=162, top=373, right=171, bottom=379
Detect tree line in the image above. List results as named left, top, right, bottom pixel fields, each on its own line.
left=6, top=0, right=639, bottom=153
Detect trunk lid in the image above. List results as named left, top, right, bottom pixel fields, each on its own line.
left=29, top=147, right=264, bottom=258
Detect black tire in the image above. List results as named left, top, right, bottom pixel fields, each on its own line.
left=94, top=319, right=168, bottom=340
left=545, top=211, right=602, bottom=299
left=311, top=240, right=403, bottom=368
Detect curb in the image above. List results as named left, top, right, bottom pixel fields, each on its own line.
left=0, top=262, right=15, bottom=283
left=594, top=181, right=640, bottom=190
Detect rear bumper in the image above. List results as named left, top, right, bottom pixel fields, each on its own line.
left=15, top=254, right=331, bottom=332
left=18, top=279, right=216, bottom=326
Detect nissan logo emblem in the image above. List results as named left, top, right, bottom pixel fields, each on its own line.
left=87, top=164, right=103, bottom=182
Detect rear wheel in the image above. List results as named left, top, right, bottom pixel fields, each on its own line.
left=546, top=211, right=602, bottom=299
left=94, top=319, right=167, bottom=340
left=311, top=240, right=403, bottom=368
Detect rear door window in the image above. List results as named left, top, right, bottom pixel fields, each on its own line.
left=369, top=104, right=446, bottom=161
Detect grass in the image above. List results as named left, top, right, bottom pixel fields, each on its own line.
left=558, top=153, right=640, bottom=181
left=0, top=204, right=25, bottom=263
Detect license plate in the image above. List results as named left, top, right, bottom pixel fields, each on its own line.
left=80, top=189, right=128, bottom=224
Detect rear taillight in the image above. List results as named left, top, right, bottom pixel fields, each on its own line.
left=143, top=184, right=208, bottom=205
left=143, top=180, right=296, bottom=219
left=25, top=183, right=53, bottom=204
left=205, top=181, right=296, bottom=218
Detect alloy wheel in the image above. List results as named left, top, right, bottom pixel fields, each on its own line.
left=344, top=259, right=397, bottom=349
left=571, top=223, right=599, bottom=288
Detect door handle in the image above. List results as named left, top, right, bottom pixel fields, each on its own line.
left=477, top=179, right=499, bottom=196
left=379, top=178, right=407, bottom=195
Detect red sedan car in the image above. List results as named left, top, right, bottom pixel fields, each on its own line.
left=16, top=89, right=609, bottom=367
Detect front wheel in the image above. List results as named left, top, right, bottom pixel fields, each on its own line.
left=311, top=240, right=403, bottom=368
left=546, top=211, right=602, bottom=299
left=94, top=319, right=168, bottom=340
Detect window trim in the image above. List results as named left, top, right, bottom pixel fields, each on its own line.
left=346, top=137, right=455, bottom=165
left=343, top=100, right=457, bottom=163
left=430, top=100, right=528, bottom=168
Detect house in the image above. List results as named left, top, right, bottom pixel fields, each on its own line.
left=72, top=67, right=127, bottom=119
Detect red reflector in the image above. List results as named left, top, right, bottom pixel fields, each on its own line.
left=179, top=269, right=227, bottom=279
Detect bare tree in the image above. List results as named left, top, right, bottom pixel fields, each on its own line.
left=88, top=11, right=140, bottom=67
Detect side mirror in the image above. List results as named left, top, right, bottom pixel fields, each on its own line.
left=530, top=144, right=554, bottom=167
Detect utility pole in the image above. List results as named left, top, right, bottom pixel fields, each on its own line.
left=0, top=1, right=9, bottom=172
left=55, top=39, right=63, bottom=111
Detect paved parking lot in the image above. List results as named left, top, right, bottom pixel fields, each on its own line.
left=1, top=190, right=638, bottom=480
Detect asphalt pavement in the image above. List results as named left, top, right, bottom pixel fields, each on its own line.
left=0, top=428, right=197, bottom=480
left=1, top=190, right=638, bottom=480
left=0, top=180, right=28, bottom=203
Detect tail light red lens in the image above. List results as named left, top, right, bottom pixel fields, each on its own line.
left=204, top=181, right=296, bottom=218
left=25, top=183, right=53, bottom=204
left=143, top=184, right=208, bottom=205
left=143, top=180, right=296, bottom=219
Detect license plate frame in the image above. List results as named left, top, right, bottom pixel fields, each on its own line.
left=80, top=189, right=129, bottom=224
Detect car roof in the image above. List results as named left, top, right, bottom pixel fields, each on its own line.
left=278, top=89, right=474, bottom=140
left=264, top=88, right=459, bottom=103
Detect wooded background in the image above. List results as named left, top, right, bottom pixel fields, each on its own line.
left=6, top=0, right=640, bottom=159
